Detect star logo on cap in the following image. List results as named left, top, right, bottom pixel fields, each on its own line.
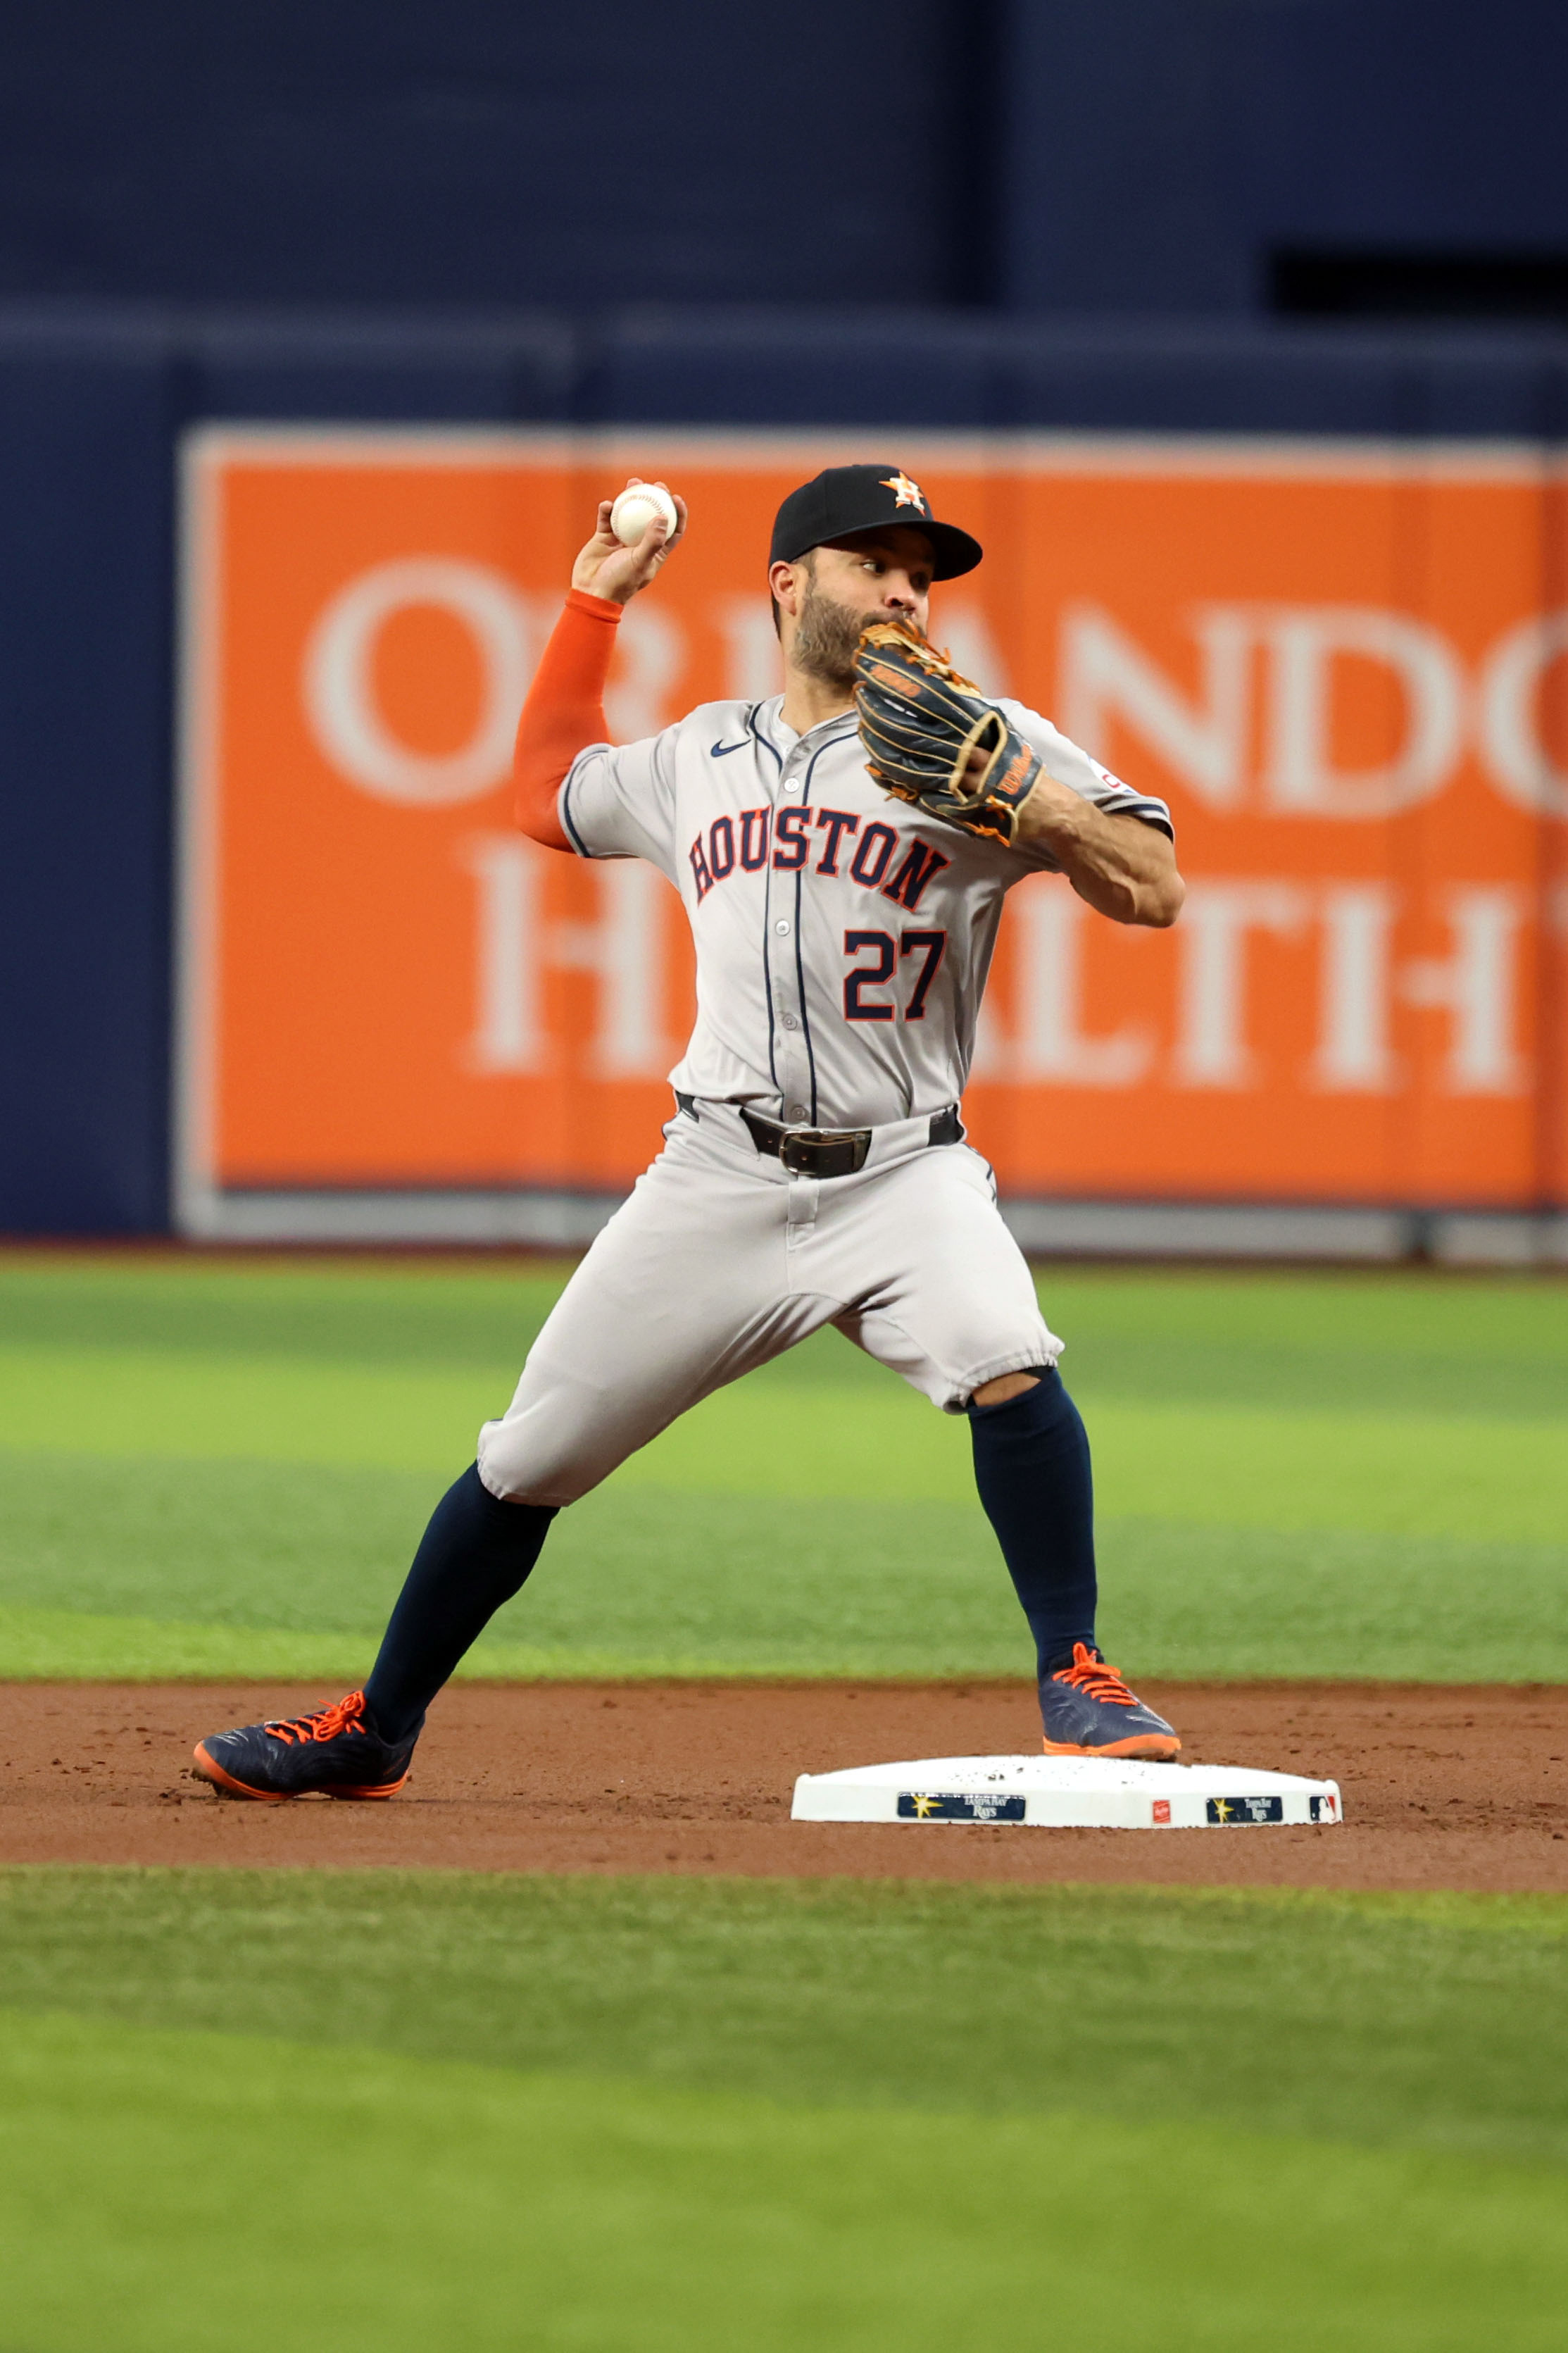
left=880, top=471, right=927, bottom=513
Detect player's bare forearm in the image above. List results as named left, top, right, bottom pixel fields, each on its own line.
left=1016, top=775, right=1185, bottom=927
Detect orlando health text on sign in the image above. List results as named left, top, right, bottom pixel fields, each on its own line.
left=177, top=432, right=1568, bottom=1220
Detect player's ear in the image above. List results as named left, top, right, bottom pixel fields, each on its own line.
left=767, top=558, right=805, bottom=620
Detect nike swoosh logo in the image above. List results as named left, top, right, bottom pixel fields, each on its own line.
left=710, top=738, right=750, bottom=756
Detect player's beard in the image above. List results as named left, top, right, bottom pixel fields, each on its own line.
left=792, top=576, right=882, bottom=694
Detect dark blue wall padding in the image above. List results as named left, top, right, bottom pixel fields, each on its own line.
left=582, top=311, right=1005, bottom=432
left=187, top=311, right=578, bottom=425
left=587, top=315, right=1568, bottom=440
left=1412, top=337, right=1568, bottom=440
left=1003, top=0, right=1568, bottom=316
left=5, top=4, right=1567, bottom=327
left=0, top=311, right=177, bottom=1230
left=995, top=324, right=1415, bottom=436
left=3, top=302, right=1568, bottom=1232
left=0, top=2, right=970, bottom=310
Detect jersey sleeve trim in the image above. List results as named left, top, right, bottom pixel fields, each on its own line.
left=1001, top=700, right=1176, bottom=842
left=1105, top=792, right=1175, bottom=840
left=558, top=760, right=597, bottom=859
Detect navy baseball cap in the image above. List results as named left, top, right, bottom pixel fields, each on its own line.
left=769, top=463, right=983, bottom=580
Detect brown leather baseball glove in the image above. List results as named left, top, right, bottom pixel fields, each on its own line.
left=852, top=616, right=1040, bottom=847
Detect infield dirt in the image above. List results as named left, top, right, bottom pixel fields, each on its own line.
left=3, top=1678, right=1564, bottom=1891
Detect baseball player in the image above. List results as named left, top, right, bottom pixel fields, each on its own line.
left=194, top=463, right=1186, bottom=1801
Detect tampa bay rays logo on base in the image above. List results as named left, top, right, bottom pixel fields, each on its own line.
left=896, top=1790, right=1027, bottom=1822
left=880, top=471, right=928, bottom=513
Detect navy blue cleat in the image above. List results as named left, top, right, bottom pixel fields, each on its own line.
left=192, top=1690, right=415, bottom=1800
left=1039, top=1643, right=1181, bottom=1760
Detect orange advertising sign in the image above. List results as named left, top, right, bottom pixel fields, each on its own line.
left=177, top=429, right=1568, bottom=1235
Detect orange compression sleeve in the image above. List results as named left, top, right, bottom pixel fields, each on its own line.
left=512, top=587, right=622, bottom=850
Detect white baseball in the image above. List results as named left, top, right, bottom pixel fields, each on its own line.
left=610, top=482, right=679, bottom=547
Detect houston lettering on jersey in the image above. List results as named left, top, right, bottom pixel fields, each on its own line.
left=688, top=806, right=952, bottom=911
left=560, top=688, right=1172, bottom=1128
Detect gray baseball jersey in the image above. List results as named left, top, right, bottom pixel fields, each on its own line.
left=559, top=697, right=1172, bottom=1130
left=475, top=687, right=1174, bottom=1500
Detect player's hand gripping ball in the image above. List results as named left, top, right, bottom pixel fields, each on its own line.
left=853, top=617, right=1042, bottom=848
left=610, top=482, right=681, bottom=547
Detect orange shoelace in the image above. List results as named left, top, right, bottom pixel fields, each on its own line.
left=265, top=1691, right=370, bottom=1746
left=1050, top=1642, right=1136, bottom=1707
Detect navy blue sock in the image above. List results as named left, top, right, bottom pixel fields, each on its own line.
left=967, top=1367, right=1097, bottom=1678
left=364, top=1464, right=556, bottom=1744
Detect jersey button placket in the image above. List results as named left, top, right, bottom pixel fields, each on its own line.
left=769, top=897, right=807, bottom=1111
left=771, top=747, right=812, bottom=1123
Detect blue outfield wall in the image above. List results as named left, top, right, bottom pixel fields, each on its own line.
left=4, top=301, right=1568, bottom=1232
left=4, top=5, right=1565, bottom=318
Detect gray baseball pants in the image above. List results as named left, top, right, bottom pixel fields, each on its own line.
left=476, top=1099, right=1060, bottom=1507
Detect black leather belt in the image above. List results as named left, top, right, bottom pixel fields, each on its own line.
left=676, top=1094, right=962, bottom=1179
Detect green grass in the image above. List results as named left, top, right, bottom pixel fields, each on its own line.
left=1, top=1869, right=1565, bottom=2349
left=8, top=2013, right=1564, bottom=2353
left=1, top=1253, right=1567, bottom=1680
left=6, top=1868, right=1567, bottom=2158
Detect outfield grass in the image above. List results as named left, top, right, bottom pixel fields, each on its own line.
left=1, top=1253, right=1566, bottom=1680
left=1, top=1869, right=1564, bottom=2349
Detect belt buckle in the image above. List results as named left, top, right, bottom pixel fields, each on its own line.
left=780, top=1128, right=870, bottom=1178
